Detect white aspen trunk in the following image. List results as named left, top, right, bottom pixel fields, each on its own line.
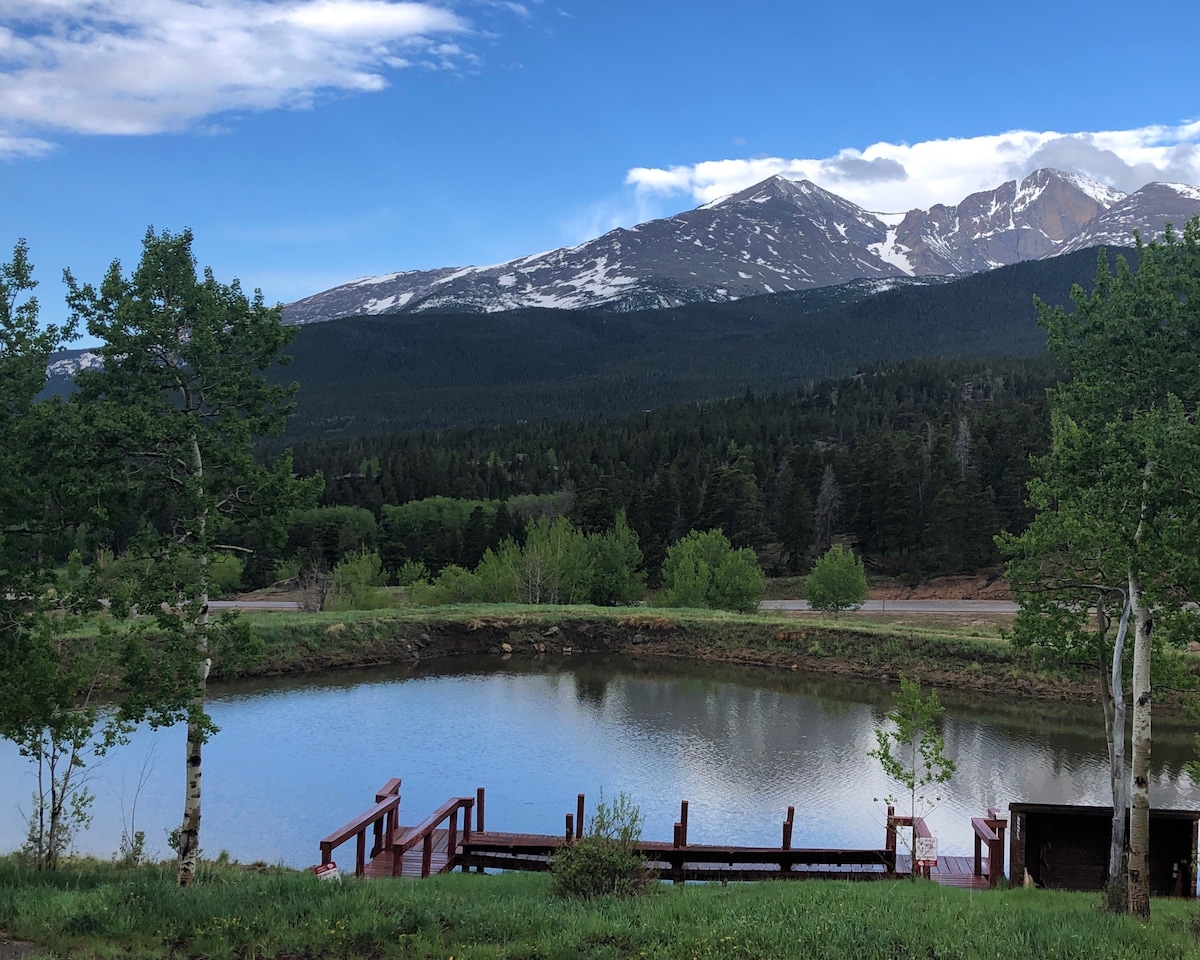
left=178, top=435, right=209, bottom=887
left=1102, top=595, right=1131, bottom=909
left=1127, top=569, right=1152, bottom=918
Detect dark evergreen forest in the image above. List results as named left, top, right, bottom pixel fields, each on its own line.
left=289, top=355, right=1058, bottom=583
left=270, top=247, right=1122, bottom=438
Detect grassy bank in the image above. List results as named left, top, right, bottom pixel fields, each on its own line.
left=2, top=858, right=1196, bottom=960
left=224, top=604, right=1117, bottom=704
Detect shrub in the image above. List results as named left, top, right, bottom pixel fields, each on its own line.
left=395, top=560, right=429, bottom=587
left=587, top=511, right=646, bottom=605
left=659, top=528, right=765, bottom=612
left=326, top=551, right=393, bottom=611
left=550, top=791, right=652, bottom=899
left=805, top=544, right=867, bottom=616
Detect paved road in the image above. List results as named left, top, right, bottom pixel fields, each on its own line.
left=210, top=599, right=300, bottom=611
left=761, top=599, right=1018, bottom=614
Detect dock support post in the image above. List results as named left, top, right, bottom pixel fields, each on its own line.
left=577, top=793, right=585, bottom=839
left=474, top=788, right=487, bottom=873
left=672, top=822, right=684, bottom=885
left=565, top=814, right=574, bottom=843
left=680, top=800, right=689, bottom=847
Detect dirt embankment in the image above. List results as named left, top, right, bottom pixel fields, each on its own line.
left=239, top=613, right=1104, bottom=706
left=871, top=572, right=1013, bottom=601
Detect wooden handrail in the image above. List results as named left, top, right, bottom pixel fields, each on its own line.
left=887, top=812, right=932, bottom=877
left=319, top=779, right=401, bottom=877
left=392, top=796, right=476, bottom=877
left=972, top=811, right=1007, bottom=888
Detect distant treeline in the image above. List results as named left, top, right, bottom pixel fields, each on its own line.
left=288, top=355, right=1057, bottom=581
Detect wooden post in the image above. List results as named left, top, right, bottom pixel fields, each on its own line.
left=673, top=822, right=682, bottom=848
left=672, top=823, right=684, bottom=885
left=372, top=817, right=383, bottom=857
left=355, top=829, right=366, bottom=877
left=885, top=805, right=896, bottom=874
left=577, top=793, right=585, bottom=839
left=680, top=800, right=689, bottom=847
left=385, top=802, right=397, bottom=852
left=565, top=814, right=574, bottom=842
left=421, top=832, right=433, bottom=878
left=447, top=807, right=459, bottom=873
left=320, top=841, right=332, bottom=867
left=477, top=787, right=485, bottom=833
left=782, top=820, right=793, bottom=850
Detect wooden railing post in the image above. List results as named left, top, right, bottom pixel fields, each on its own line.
left=447, top=807, right=459, bottom=871
left=672, top=823, right=684, bottom=885
left=320, top=841, right=333, bottom=867
left=475, top=788, right=486, bottom=873
left=680, top=800, right=689, bottom=847
left=355, top=829, right=366, bottom=876
left=421, top=833, right=433, bottom=878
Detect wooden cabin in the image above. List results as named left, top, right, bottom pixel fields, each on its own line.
left=1009, top=803, right=1199, bottom=897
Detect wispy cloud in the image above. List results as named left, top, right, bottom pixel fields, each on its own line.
left=627, top=121, right=1200, bottom=212
left=0, top=133, right=55, bottom=160
left=0, top=1, right=518, bottom=145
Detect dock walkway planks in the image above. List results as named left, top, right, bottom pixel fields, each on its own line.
left=363, top=829, right=993, bottom=891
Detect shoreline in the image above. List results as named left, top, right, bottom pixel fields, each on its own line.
left=234, top=607, right=1119, bottom=706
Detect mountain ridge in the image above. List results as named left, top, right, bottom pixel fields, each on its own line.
left=282, top=168, right=1200, bottom=325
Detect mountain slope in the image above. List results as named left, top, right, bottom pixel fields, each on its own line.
left=267, top=246, right=1121, bottom=437
left=281, top=169, right=1163, bottom=324
left=1055, top=182, right=1200, bottom=254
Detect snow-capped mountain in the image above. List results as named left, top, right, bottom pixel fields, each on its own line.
left=1055, top=182, right=1200, bottom=255
left=283, top=169, right=1198, bottom=324
left=889, top=169, right=1125, bottom=274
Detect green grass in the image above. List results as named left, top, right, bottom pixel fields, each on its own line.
left=2, top=858, right=1197, bottom=960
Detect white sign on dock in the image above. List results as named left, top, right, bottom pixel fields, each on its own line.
left=915, top=836, right=938, bottom=867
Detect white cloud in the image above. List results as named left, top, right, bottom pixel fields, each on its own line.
left=0, top=133, right=54, bottom=160
left=626, top=120, right=1200, bottom=212
left=0, top=1, right=491, bottom=141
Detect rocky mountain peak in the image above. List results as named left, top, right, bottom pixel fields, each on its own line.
left=282, top=169, right=1199, bottom=325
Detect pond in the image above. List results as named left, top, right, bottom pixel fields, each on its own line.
left=2, top=655, right=1197, bottom=867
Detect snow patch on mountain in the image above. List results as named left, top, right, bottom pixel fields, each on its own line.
left=46, top=351, right=102, bottom=378
left=868, top=228, right=915, bottom=276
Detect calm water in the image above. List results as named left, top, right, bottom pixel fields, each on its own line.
left=2, top=655, right=1198, bottom=867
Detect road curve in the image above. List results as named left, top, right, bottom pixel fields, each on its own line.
left=761, top=599, right=1018, bottom=614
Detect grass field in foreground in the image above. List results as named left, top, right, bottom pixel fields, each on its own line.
left=2, top=858, right=1198, bottom=960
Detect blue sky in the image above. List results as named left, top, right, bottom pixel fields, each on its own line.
left=3, top=0, right=1199, bottom=323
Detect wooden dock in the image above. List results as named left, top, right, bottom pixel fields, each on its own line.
left=320, top=780, right=1004, bottom=892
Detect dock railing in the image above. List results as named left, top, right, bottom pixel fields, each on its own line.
left=971, top=808, right=1007, bottom=888
left=887, top=809, right=933, bottom=878
left=319, top=778, right=402, bottom=877
left=391, top=795, right=476, bottom=878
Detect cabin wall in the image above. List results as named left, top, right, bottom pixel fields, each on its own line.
left=1008, top=804, right=1199, bottom=897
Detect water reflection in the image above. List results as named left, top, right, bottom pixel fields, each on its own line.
left=1, top=655, right=1197, bottom=867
